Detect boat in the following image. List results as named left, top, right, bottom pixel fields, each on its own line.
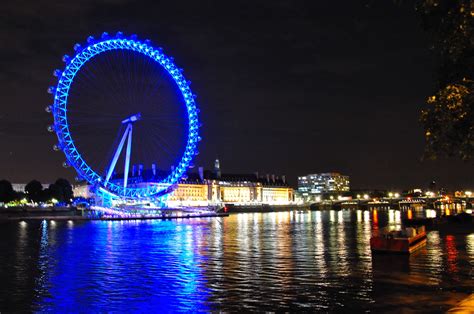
left=370, top=226, right=427, bottom=254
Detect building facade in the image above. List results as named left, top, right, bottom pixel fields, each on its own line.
left=166, top=183, right=209, bottom=207
left=75, top=174, right=294, bottom=207
left=73, top=160, right=295, bottom=207
left=298, top=173, right=350, bottom=198
left=12, top=183, right=50, bottom=193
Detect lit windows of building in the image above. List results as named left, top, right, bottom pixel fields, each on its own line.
left=298, top=173, right=350, bottom=197
left=262, top=187, right=294, bottom=205
left=79, top=159, right=295, bottom=207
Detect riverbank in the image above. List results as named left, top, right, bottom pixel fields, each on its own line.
left=1, top=212, right=229, bottom=222
left=223, top=204, right=309, bottom=213
left=0, top=206, right=228, bottom=222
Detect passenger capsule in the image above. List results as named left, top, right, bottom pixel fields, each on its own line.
left=87, top=36, right=95, bottom=44
left=53, top=69, right=62, bottom=77
left=47, top=125, right=55, bottom=133
left=73, top=43, right=81, bottom=51
left=45, top=105, right=52, bottom=113
left=53, top=144, right=61, bottom=151
left=47, top=86, right=56, bottom=94
left=101, top=32, right=109, bottom=39
left=62, top=54, right=70, bottom=63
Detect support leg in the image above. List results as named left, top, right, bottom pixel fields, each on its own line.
left=105, top=124, right=131, bottom=184
left=123, top=125, right=133, bottom=188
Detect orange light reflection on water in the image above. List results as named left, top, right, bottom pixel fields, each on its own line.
left=372, top=209, right=378, bottom=227
left=445, top=235, right=458, bottom=274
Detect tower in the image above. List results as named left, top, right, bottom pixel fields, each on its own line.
left=214, top=158, right=221, bottom=179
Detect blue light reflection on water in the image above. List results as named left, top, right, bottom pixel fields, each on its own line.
left=33, top=220, right=211, bottom=312
left=0, top=209, right=473, bottom=312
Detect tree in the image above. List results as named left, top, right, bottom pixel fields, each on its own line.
left=25, top=180, right=43, bottom=203
left=0, top=180, right=16, bottom=203
left=55, top=178, right=74, bottom=203
left=416, top=0, right=474, bottom=160
left=46, top=178, right=74, bottom=204
left=46, top=183, right=62, bottom=203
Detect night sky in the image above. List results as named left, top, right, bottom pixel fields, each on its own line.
left=0, top=0, right=472, bottom=190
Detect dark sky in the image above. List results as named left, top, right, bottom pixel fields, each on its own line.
left=0, top=0, right=472, bottom=190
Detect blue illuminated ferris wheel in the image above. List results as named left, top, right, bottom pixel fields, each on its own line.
left=46, top=32, right=200, bottom=199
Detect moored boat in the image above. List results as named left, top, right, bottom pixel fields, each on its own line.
left=370, top=226, right=427, bottom=254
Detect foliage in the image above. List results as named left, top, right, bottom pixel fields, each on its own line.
left=421, top=79, right=473, bottom=159
left=416, top=0, right=474, bottom=160
left=0, top=178, right=74, bottom=206
left=0, top=180, right=16, bottom=203
left=48, top=178, right=74, bottom=204
left=25, top=180, right=43, bottom=203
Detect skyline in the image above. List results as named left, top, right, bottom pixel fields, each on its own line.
left=1, top=1, right=473, bottom=189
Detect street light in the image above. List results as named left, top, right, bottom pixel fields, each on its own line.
left=363, top=194, right=369, bottom=200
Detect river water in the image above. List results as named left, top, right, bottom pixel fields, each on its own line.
left=0, top=209, right=472, bottom=312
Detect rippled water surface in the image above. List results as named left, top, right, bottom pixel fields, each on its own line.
left=0, top=210, right=472, bottom=312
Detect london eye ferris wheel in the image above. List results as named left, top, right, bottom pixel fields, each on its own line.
left=46, top=32, right=201, bottom=201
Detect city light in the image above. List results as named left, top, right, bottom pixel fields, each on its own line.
left=363, top=194, right=369, bottom=200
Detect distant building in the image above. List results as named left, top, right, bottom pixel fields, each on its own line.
left=12, top=183, right=50, bottom=193
left=298, top=173, right=350, bottom=198
left=72, top=184, right=93, bottom=198
left=80, top=160, right=294, bottom=207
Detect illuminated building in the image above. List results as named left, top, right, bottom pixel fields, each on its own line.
left=72, top=184, right=93, bottom=198
left=166, top=183, right=209, bottom=207
left=262, top=186, right=294, bottom=205
left=12, top=183, right=50, bottom=193
left=220, top=185, right=256, bottom=203
left=298, top=172, right=350, bottom=198
left=75, top=161, right=295, bottom=207
left=211, top=172, right=293, bottom=205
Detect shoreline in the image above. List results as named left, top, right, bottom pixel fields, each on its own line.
left=0, top=211, right=229, bottom=222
